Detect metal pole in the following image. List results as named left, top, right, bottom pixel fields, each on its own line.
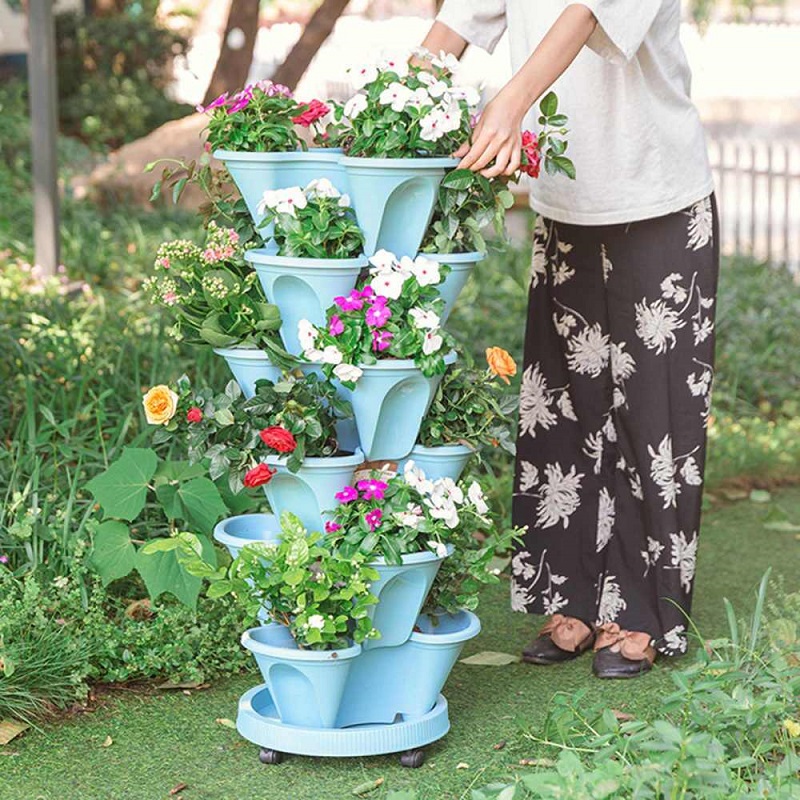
left=27, top=0, right=60, bottom=276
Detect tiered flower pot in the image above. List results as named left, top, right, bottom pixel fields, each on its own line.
left=213, top=513, right=282, bottom=560
left=262, top=449, right=364, bottom=533
left=245, top=248, right=368, bottom=355
left=213, top=347, right=284, bottom=399
left=214, top=148, right=348, bottom=227
left=350, top=352, right=457, bottom=460
left=295, top=363, right=359, bottom=455
left=341, top=157, right=458, bottom=257
left=423, top=251, right=485, bottom=324
left=398, top=443, right=475, bottom=483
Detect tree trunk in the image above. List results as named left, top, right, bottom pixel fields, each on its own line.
left=203, top=0, right=260, bottom=105
left=271, top=0, right=350, bottom=91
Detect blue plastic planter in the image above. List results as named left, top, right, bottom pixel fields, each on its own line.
left=212, top=513, right=282, bottom=560
left=213, top=347, right=284, bottom=399
left=340, top=156, right=458, bottom=258
left=263, top=449, right=364, bottom=533
left=398, top=443, right=475, bottom=483
left=241, top=625, right=361, bottom=729
left=350, top=353, right=457, bottom=460
left=214, top=148, right=347, bottom=227
left=296, top=363, right=359, bottom=454
left=336, top=610, right=481, bottom=727
left=423, top=252, right=485, bottom=323
left=363, top=547, right=450, bottom=652
left=245, top=248, right=368, bottom=355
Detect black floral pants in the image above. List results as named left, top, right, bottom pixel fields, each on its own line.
left=511, top=195, right=719, bottom=656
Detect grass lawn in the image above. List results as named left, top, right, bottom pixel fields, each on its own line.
left=3, top=488, right=800, bottom=800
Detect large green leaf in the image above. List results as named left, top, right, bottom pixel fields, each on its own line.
left=86, top=448, right=158, bottom=521
left=91, top=520, right=136, bottom=585
left=135, top=533, right=216, bottom=608
left=161, top=477, right=228, bottom=533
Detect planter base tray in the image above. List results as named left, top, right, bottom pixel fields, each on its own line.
left=237, top=684, right=450, bottom=758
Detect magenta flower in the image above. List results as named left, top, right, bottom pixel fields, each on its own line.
left=196, top=92, right=229, bottom=113
left=365, top=508, right=383, bottom=531
left=329, top=315, right=345, bottom=336
left=357, top=479, right=388, bottom=501
left=227, top=88, right=253, bottom=115
left=372, top=329, right=393, bottom=352
left=335, top=486, right=359, bottom=504
left=356, top=286, right=375, bottom=301
left=0, top=554, right=8, bottom=565
left=324, top=521, right=342, bottom=533
left=333, top=292, right=364, bottom=312
left=365, top=297, right=391, bottom=328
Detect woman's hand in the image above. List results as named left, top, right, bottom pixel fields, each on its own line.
left=455, top=88, right=527, bottom=178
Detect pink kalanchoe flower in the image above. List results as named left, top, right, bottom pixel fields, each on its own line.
left=324, top=521, right=342, bottom=533
left=365, top=508, right=383, bottom=532
left=365, top=297, right=391, bottom=328
left=357, top=479, right=388, bottom=501
left=329, top=314, right=345, bottom=336
left=372, top=329, right=393, bottom=352
left=335, top=486, right=359, bottom=503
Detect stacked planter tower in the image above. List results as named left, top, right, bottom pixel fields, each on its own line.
left=211, top=147, right=484, bottom=767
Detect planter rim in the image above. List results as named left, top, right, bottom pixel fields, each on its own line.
left=241, top=626, right=362, bottom=661
left=410, top=610, right=481, bottom=645
left=351, top=351, right=457, bottom=373
left=368, top=543, right=453, bottom=568
left=421, top=251, right=487, bottom=265
left=213, top=346, right=272, bottom=360
left=245, top=248, right=369, bottom=270
left=340, top=155, right=459, bottom=169
left=411, top=442, right=475, bottom=456
left=264, top=448, right=364, bottom=469
left=213, top=513, right=280, bottom=549
left=214, top=148, right=341, bottom=162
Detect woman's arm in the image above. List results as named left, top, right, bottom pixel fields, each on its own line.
left=438, top=4, right=597, bottom=178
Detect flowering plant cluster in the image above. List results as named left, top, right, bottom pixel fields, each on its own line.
left=257, top=179, right=364, bottom=259
left=145, top=373, right=352, bottom=492
left=343, top=51, right=478, bottom=158
left=299, top=249, right=455, bottom=388
left=142, top=221, right=293, bottom=365
left=145, top=513, right=380, bottom=650
left=418, top=347, right=519, bottom=455
left=304, top=100, right=352, bottom=148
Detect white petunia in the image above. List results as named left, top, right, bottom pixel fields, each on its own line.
left=332, top=362, right=363, bottom=383
left=422, top=329, right=444, bottom=355
left=307, top=614, right=325, bottom=630
left=343, top=93, right=368, bottom=118
left=350, top=64, right=378, bottom=90
left=321, top=345, right=343, bottom=365
left=409, top=255, right=441, bottom=286
left=379, top=81, right=413, bottom=112
left=409, top=307, right=440, bottom=330
left=297, top=319, right=318, bottom=350
left=370, top=269, right=406, bottom=300
left=467, top=481, right=489, bottom=514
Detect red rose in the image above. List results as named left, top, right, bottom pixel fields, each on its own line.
left=520, top=130, right=541, bottom=179
left=292, top=99, right=329, bottom=127
left=186, top=406, right=203, bottom=423
left=259, top=426, right=297, bottom=453
left=243, top=463, right=276, bottom=488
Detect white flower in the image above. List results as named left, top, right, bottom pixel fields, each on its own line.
left=552, top=260, right=575, bottom=285
left=518, top=461, right=539, bottom=493
left=368, top=249, right=398, bottom=272
left=409, top=255, right=441, bottom=286
left=379, top=81, right=413, bottom=112
left=449, top=84, right=480, bottom=107
left=430, top=477, right=464, bottom=506
left=297, top=319, right=318, bottom=350
left=519, top=363, right=557, bottom=438
left=543, top=592, right=569, bottom=615
left=350, top=64, right=378, bottom=90
left=307, top=614, right=325, bottom=630
left=595, top=488, right=615, bottom=552
left=397, top=503, right=423, bottom=528
left=660, top=273, right=688, bottom=304
left=663, top=624, right=688, bottom=654
left=439, top=100, right=463, bottom=133
left=566, top=324, right=610, bottom=378
left=419, top=109, right=446, bottom=142
left=338, top=193, right=351, bottom=208
left=635, top=298, right=686, bottom=354
left=467, top=482, right=489, bottom=514
left=668, top=531, right=698, bottom=593
left=305, top=177, right=340, bottom=199
left=536, top=462, right=584, bottom=530
left=610, top=342, right=636, bottom=383
left=596, top=576, right=627, bottom=624
left=378, top=54, right=409, bottom=78
left=409, top=307, right=440, bottom=330
left=425, top=78, right=449, bottom=98
left=680, top=456, right=703, bottom=486
left=432, top=50, right=459, bottom=72
left=422, top=330, right=444, bottom=355
left=257, top=189, right=279, bottom=214
left=687, top=197, right=713, bottom=251
left=370, top=270, right=406, bottom=300
left=427, top=540, right=449, bottom=558
left=321, top=345, right=343, bottom=365
left=553, top=313, right=577, bottom=337
left=693, top=317, right=714, bottom=346
left=403, top=460, right=433, bottom=494
left=428, top=500, right=460, bottom=529
left=405, top=86, right=432, bottom=111
left=332, top=362, right=363, bottom=383
left=648, top=434, right=679, bottom=509
left=343, top=92, right=368, bottom=118
left=262, top=186, right=307, bottom=217
left=303, top=347, right=325, bottom=362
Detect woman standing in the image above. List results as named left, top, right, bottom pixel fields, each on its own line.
left=421, top=1, right=718, bottom=678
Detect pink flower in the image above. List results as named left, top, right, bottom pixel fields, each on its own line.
left=334, top=289, right=367, bottom=312
left=357, top=479, right=388, bottom=501
left=163, top=291, right=178, bottom=306
left=365, top=508, right=383, bottom=531
left=229, top=231, right=240, bottom=243
left=329, top=315, right=345, bottom=336
left=335, top=486, right=359, bottom=503
left=292, top=99, right=330, bottom=127
left=355, top=286, right=375, bottom=301
left=365, top=297, right=391, bottom=328
left=227, top=88, right=253, bottom=115
left=196, top=92, right=229, bottom=113
left=324, top=521, right=342, bottom=533
left=372, top=329, right=393, bottom=352
left=156, top=257, right=170, bottom=269
left=0, top=554, right=8, bottom=565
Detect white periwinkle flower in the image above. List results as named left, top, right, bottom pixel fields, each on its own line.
left=333, top=363, right=363, bottom=383
left=422, top=329, right=444, bottom=355
left=298, top=319, right=318, bottom=350
left=450, top=85, right=481, bottom=107
left=344, top=93, right=369, bottom=118
left=427, top=540, right=449, bottom=559
left=321, top=345, right=344, bottom=365
left=379, top=82, right=413, bottom=112
left=467, top=481, right=489, bottom=514
left=370, top=270, right=406, bottom=300
left=350, top=64, right=378, bottom=90
left=419, top=109, right=446, bottom=142
left=409, top=307, right=440, bottom=330
left=409, top=255, right=441, bottom=286
left=378, top=54, right=409, bottom=79
left=305, top=178, right=341, bottom=199
left=369, top=249, right=399, bottom=272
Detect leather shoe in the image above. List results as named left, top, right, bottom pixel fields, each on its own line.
left=522, top=615, right=595, bottom=665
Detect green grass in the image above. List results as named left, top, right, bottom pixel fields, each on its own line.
left=3, top=488, right=800, bottom=800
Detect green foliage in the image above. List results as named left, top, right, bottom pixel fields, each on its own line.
left=537, top=92, right=576, bottom=181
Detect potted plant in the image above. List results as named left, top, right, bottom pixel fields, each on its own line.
left=300, top=249, right=457, bottom=459
left=245, top=179, right=368, bottom=356
left=339, top=52, right=479, bottom=256
left=144, top=221, right=295, bottom=397
left=401, top=347, right=519, bottom=482
left=147, top=373, right=360, bottom=533
left=420, top=92, right=576, bottom=319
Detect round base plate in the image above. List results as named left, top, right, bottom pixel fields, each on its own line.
left=236, top=684, right=450, bottom=758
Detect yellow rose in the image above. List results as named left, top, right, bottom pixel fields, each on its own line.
left=783, top=718, right=800, bottom=738
left=485, top=347, right=517, bottom=385
left=142, top=385, right=179, bottom=425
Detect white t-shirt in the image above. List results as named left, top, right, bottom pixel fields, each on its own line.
left=436, top=0, right=715, bottom=226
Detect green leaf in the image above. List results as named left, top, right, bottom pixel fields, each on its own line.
left=459, top=651, right=520, bottom=666
left=86, top=448, right=158, bottom=521
left=539, top=91, right=558, bottom=117
left=178, top=477, right=228, bottom=532
left=547, top=155, right=576, bottom=180
left=91, top=520, right=136, bottom=585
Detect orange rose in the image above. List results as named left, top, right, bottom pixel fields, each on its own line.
left=485, top=347, right=517, bottom=384
left=142, top=385, right=179, bottom=425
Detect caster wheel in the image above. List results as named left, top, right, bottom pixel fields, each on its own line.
left=399, top=749, right=425, bottom=768
left=259, top=748, right=285, bottom=765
